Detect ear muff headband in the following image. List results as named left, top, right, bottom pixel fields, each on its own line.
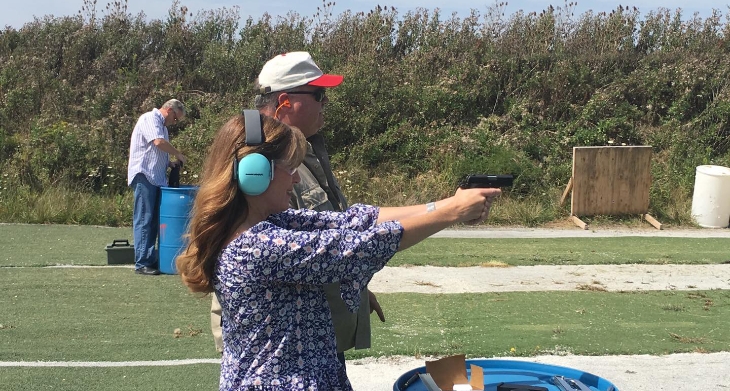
left=236, top=110, right=273, bottom=195
left=244, top=109, right=264, bottom=145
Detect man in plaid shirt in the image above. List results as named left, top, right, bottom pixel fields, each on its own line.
left=127, top=99, right=187, bottom=275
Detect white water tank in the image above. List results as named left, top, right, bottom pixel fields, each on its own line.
left=691, top=165, right=730, bottom=228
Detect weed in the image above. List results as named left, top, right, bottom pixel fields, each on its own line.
left=662, top=304, right=686, bottom=312
left=668, top=332, right=707, bottom=344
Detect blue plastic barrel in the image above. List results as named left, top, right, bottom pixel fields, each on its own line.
left=158, top=185, right=198, bottom=274
left=393, top=359, right=619, bottom=391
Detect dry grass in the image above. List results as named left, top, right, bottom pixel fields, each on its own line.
left=479, top=260, right=511, bottom=268
left=0, top=186, right=132, bottom=226
left=688, top=292, right=709, bottom=299
left=413, top=280, right=441, bottom=288
left=173, top=325, right=203, bottom=338
left=703, top=300, right=714, bottom=310
left=669, top=332, right=708, bottom=344
left=576, top=284, right=608, bottom=292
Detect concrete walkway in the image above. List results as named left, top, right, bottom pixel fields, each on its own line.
left=432, top=227, right=730, bottom=238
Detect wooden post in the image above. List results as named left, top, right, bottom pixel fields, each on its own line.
left=571, top=215, right=588, bottom=230
left=559, top=177, right=573, bottom=207
left=644, top=214, right=663, bottom=230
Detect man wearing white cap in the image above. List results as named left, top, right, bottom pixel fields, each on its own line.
left=210, top=52, right=385, bottom=369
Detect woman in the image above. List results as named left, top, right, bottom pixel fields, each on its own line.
left=177, top=113, right=500, bottom=391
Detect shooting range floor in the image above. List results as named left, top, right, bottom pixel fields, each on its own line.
left=347, top=227, right=730, bottom=391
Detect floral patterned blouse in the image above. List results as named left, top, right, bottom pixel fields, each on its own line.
left=214, top=204, right=404, bottom=391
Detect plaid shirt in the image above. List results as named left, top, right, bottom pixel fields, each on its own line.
left=127, top=108, right=169, bottom=187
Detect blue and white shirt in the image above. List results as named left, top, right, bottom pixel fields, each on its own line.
left=215, top=204, right=404, bottom=391
left=127, top=108, right=169, bottom=187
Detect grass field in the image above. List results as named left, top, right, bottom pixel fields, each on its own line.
left=1, top=224, right=729, bottom=390
left=3, top=224, right=729, bottom=267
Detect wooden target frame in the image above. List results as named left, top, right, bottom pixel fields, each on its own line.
left=559, top=146, right=661, bottom=230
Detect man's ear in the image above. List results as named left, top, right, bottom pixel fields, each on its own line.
left=273, top=93, right=291, bottom=120
left=278, top=93, right=291, bottom=108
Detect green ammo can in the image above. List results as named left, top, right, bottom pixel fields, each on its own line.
left=105, top=239, right=135, bottom=265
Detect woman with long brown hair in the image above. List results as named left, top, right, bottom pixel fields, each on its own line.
left=177, top=112, right=500, bottom=391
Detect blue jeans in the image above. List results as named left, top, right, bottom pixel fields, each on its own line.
left=132, top=174, right=160, bottom=269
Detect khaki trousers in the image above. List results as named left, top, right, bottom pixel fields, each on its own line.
left=211, top=294, right=223, bottom=353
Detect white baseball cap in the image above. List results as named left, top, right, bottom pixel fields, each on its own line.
left=257, top=51, right=343, bottom=94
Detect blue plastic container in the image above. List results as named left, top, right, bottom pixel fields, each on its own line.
left=158, top=185, right=198, bottom=274
left=393, top=359, right=619, bottom=391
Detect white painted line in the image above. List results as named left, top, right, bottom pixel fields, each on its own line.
left=0, top=265, right=134, bottom=269
left=0, top=359, right=220, bottom=367
left=45, top=265, right=134, bottom=268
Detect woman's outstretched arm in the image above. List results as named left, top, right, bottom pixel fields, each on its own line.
left=377, top=188, right=501, bottom=251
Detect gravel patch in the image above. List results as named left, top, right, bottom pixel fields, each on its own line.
left=370, top=264, right=730, bottom=293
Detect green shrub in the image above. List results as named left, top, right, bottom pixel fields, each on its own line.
left=0, top=0, right=728, bottom=226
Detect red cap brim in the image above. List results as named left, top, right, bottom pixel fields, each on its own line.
left=308, top=74, right=344, bottom=88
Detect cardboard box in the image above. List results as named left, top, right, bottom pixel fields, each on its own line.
left=421, top=354, right=484, bottom=391
left=105, top=239, right=134, bottom=265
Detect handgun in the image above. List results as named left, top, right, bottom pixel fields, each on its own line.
left=552, top=376, right=593, bottom=391
left=459, top=174, right=514, bottom=189
left=497, top=383, right=548, bottom=391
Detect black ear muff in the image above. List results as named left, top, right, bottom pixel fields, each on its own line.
left=235, top=110, right=273, bottom=195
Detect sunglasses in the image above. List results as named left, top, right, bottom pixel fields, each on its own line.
left=286, top=89, right=327, bottom=102
left=274, top=161, right=298, bottom=176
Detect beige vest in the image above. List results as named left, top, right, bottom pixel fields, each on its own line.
left=290, top=135, right=371, bottom=352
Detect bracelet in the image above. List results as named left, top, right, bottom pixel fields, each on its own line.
left=426, top=202, right=436, bottom=213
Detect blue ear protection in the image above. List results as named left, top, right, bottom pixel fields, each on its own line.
left=235, top=110, right=274, bottom=195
